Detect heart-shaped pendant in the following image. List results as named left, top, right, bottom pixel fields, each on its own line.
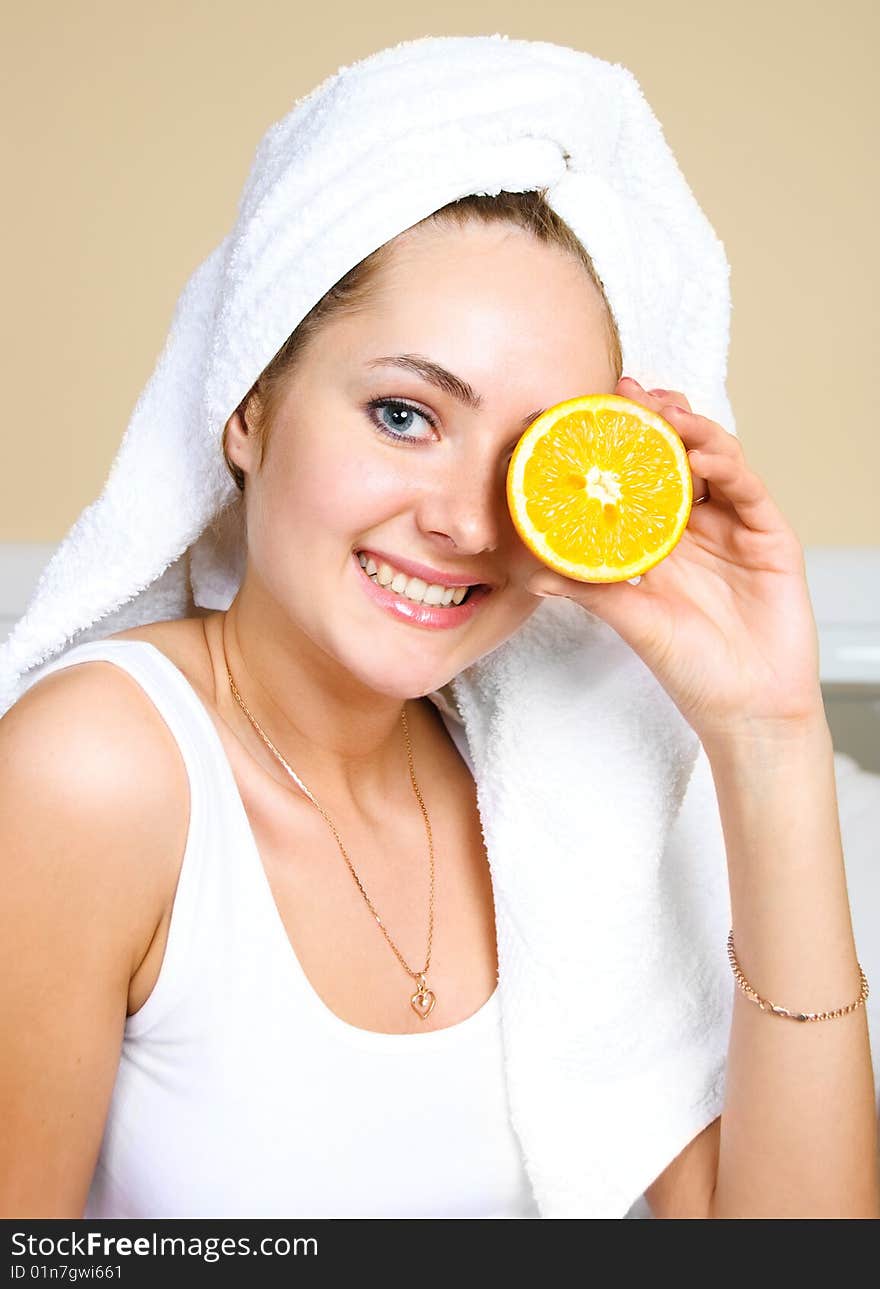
left=410, top=985, right=436, bottom=1020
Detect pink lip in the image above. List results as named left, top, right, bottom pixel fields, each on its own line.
left=355, top=547, right=492, bottom=589
left=352, top=551, right=492, bottom=629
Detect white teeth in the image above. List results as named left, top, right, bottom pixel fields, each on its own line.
left=402, top=576, right=427, bottom=600
left=356, top=551, right=473, bottom=607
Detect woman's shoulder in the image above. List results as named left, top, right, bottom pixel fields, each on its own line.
left=0, top=621, right=199, bottom=975
left=0, top=623, right=209, bottom=1215
left=103, top=613, right=216, bottom=695
left=6, top=614, right=213, bottom=782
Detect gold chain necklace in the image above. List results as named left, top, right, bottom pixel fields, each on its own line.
left=221, top=632, right=437, bottom=1021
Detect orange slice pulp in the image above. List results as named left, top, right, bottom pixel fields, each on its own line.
left=506, top=393, right=694, bottom=583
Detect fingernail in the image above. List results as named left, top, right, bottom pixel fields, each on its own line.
left=647, top=388, right=668, bottom=396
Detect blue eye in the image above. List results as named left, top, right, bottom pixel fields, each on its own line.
left=365, top=398, right=437, bottom=445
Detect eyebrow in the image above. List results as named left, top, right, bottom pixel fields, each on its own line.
left=366, top=353, right=547, bottom=430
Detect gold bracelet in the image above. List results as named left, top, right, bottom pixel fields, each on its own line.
left=727, top=929, right=869, bottom=1022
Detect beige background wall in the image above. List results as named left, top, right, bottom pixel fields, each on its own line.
left=3, top=0, right=877, bottom=544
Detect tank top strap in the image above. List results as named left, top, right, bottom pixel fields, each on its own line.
left=23, top=637, right=221, bottom=796
left=21, top=637, right=230, bottom=1035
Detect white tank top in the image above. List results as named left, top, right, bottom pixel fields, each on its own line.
left=27, top=638, right=539, bottom=1219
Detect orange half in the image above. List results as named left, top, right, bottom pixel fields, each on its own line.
left=506, top=393, right=694, bottom=583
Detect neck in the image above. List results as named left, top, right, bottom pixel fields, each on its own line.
left=205, top=599, right=423, bottom=815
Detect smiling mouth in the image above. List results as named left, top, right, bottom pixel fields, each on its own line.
left=355, top=551, right=482, bottom=606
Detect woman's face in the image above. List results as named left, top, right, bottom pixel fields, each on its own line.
left=230, top=220, right=619, bottom=699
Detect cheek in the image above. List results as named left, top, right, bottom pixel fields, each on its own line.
left=259, top=432, right=414, bottom=541
left=505, top=538, right=547, bottom=586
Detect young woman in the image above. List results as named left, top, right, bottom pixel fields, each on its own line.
left=1, top=35, right=876, bottom=1220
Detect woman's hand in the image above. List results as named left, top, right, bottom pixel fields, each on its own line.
left=527, top=376, right=825, bottom=748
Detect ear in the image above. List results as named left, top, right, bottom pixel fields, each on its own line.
left=223, top=397, right=261, bottom=477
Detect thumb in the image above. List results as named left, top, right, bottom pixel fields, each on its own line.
left=527, top=572, right=642, bottom=598
left=527, top=571, right=651, bottom=643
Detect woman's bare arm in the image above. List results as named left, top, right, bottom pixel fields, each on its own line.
left=0, top=663, right=189, bottom=1217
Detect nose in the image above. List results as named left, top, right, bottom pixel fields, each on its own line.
left=416, top=451, right=510, bottom=555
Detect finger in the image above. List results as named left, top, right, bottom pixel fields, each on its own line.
left=685, top=448, right=785, bottom=533
left=618, top=377, right=693, bottom=414
left=659, top=403, right=741, bottom=459
left=527, top=568, right=657, bottom=643
left=645, top=386, right=692, bottom=413
left=686, top=450, right=711, bottom=509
